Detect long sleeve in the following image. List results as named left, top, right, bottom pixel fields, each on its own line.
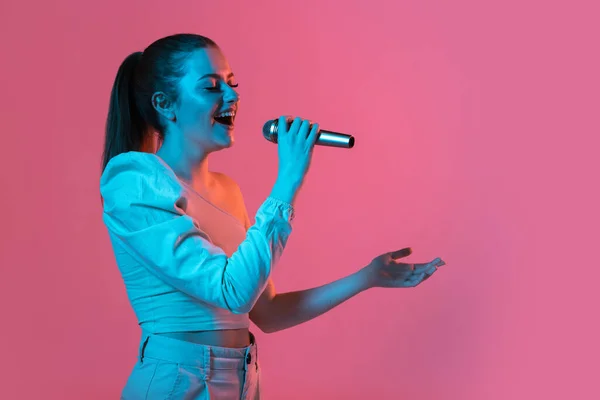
left=100, top=152, right=294, bottom=314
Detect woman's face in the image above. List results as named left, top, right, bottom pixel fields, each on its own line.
left=170, top=46, right=240, bottom=152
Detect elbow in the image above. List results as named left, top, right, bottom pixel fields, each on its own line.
left=262, top=325, right=279, bottom=334
left=252, top=320, right=278, bottom=334
left=249, top=312, right=279, bottom=334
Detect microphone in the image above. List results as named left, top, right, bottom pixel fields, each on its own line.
left=262, top=118, right=355, bottom=149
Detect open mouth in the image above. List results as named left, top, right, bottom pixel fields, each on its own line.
left=213, top=111, right=236, bottom=127
left=214, top=116, right=234, bottom=126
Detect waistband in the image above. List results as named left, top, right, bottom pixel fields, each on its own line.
left=138, top=331, right=258, bottom=372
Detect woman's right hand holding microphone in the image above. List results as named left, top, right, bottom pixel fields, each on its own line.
left=270, top=116, right=320, bottom=206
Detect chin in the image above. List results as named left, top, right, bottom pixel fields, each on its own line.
left=218, top=136, right=234, bottom=149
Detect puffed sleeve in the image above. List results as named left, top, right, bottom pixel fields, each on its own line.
left=100, top=152, right=295, bottom=314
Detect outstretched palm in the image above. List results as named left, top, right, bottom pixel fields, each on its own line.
left=364, top=247, right=446, bottom=288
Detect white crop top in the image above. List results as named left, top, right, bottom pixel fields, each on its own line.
left=100, top=151, right=295, bottom=333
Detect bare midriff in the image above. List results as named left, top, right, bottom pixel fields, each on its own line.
left=155, top=328, right=251, bottom=348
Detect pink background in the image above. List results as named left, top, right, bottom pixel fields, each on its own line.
left=1, top=0, right=598, bottom=398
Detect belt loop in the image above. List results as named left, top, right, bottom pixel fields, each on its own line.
left=138, top=331, right=150, bottom=364
left=203, top=345, right=211, bottom=381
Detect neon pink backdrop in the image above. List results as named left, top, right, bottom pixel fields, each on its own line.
left=1, top=0, right=598, bottom=398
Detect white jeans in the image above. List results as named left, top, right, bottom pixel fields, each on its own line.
left=121, top=331, right=260, bottom=399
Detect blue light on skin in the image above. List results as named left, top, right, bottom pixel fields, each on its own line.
left=153, top=46, right=240, bottom=192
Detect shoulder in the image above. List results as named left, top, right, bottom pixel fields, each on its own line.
left=100, top=151, right=183, bottom=211
left=211, top=171, right=243, bottom=196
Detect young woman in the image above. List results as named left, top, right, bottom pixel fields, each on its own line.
left=100, top=33, right=446, bottom=400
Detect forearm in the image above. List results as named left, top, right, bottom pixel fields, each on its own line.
left=269, top=176, right=301, bottom=207
left=261, top=268, right=372, bottom=333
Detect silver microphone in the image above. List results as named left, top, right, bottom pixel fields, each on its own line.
left=262, top=118, right=355, bottom=149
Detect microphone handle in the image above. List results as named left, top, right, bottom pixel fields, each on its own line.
left=266, top=119, right=355, bottom=149
left=316, top=130, right=355, bottom=148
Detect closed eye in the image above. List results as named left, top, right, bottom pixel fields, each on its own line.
left=205, top=82, right=239, bottom=91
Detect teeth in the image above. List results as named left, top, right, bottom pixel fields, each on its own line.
left=215, top=111, right=235, bottom=118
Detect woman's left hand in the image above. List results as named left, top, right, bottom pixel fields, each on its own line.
left=361, top=247, right=446, bottom=289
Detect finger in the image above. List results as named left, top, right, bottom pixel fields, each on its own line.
left=307, top=122, right=320, bottom=146
left=288, top=117, right=302, bottom=136
left=415, top=265, right=436, bottom=276
left=421, top=265, right=440, bottom=282
left=415, top=258, right=445, bottom=272
left=299, top=119, right=311, bottom=138
left=278, top=116, right=288, bottom=134
left=414, top=263, right=433, bottom=273
left=406, top=273, right=425, bottom=287
left=390, top=247, right=412, bottom=260
left=413, top=263, right=428, bottom=273
left=433, top=258, right=446, bottom=267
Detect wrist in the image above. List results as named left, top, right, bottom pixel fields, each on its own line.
left=270, top=177, right=301, bottom=205
left=355, top=266, right=376, bottom=291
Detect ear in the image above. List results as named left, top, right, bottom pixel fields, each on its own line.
left=151, top=92, right=176, bottom=122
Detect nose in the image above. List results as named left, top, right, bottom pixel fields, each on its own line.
left=223, top=85, right=240, bottom=104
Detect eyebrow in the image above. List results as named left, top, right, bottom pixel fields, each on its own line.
left=198, top=73, right=235, bottom=80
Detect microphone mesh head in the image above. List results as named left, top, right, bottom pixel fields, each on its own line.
left=262, top=120, right=277, bottom=142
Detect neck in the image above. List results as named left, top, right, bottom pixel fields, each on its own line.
left=156, top=138, right=213, bottom=191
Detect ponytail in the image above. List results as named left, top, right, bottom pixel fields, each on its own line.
left=101, top=51, right=147, bottom=173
